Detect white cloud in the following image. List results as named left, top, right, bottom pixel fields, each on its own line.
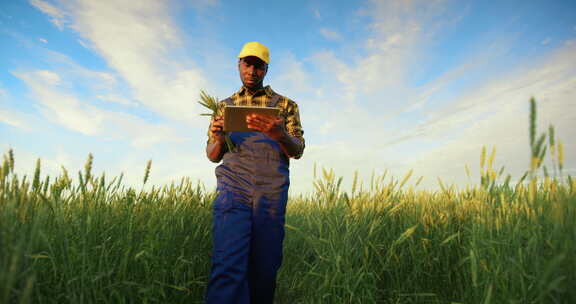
left=270, top=52, right=314, bottom=96
left=14, top=69, right=190, bottom=148
left=38, top=38, right=48, bottom=43
left=31, top=0, right=208, bottom=125
left=287, top=1, right=453, bottom=142
left=275, top=1, right=575, bottom=192
left=0, top=87, right=35, bottom=132
left=15, top=70, right=101, bottom=135
left=318, top=121, right=335, bottom=135
left=30, top=0, right=64, bottom=19
left=422, top=43, right=576, bottom=133
left=392, top=43, right=576, bottom=188
left=77, top=39, right=89, bottom=49
left=309, top=0, right=452, bottom=109
left=403, top=60, right=481, bottom=113
left=29, top=0, right=68, bottom=30
left=34, top=70, right=61, bottom=86
left=97, top=94, right=137, bottom=107
left=319, top=28, right=342, bottom=41
left=41, top=49, right=119, bottom=90
left=0, top=109, right=29, bottom=130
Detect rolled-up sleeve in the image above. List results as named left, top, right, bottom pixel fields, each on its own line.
left=284, top=99, right=305, bottom=159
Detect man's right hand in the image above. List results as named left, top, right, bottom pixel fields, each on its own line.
left=207, top=115, right=226, bottom=163
left=210, top=115, right=225, bottom=143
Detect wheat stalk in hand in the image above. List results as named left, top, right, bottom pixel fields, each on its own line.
left=198, top=90, right=236, bottom=152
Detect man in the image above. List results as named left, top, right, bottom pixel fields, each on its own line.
left=204, top=41, right=305, bottom=304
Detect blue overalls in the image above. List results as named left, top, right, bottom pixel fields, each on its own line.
left=205, top=96, right=289, bottom=304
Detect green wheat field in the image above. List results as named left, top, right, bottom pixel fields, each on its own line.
left=1, top=99, right=574, bottom=304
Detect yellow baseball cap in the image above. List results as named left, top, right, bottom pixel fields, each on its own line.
left=238, top=41, right=270, bottom=64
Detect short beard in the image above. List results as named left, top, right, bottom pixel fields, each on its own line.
left=243, top=80, right=264, bottom=91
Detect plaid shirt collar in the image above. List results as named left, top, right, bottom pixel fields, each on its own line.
left=236, top=85, right=275, bottom=98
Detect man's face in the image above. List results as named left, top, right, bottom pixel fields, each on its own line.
left=238, top=56, right=268, bottom=89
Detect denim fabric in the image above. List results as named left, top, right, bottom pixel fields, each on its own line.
left=205, top=98, right=290, bottom=304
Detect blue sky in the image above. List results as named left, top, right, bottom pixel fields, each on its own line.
left=1, top=0, right=575, bottom=194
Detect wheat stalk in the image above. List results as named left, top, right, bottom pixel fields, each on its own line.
left=84, top=153, right=93, bottom=183
left=198, top=90, right=236, bottom=152
left=33, top=158, right=41, bottom=192
left=143, top=159, right=152, bottom=185
left=8, top=148, right=14, bottom=173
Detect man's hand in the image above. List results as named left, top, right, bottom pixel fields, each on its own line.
left=206, top=115, right=226, bottom=162
left=246, top=113, right=303, bottom=158
left=246, top=113, right=286, bottom=140
left=210, top=115, right=225, bottom=143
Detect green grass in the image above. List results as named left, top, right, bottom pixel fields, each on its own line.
left=1, top=99, right=574, bottom=303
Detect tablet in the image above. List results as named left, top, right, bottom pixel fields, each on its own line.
left=223, top=105, right=281, bottom=132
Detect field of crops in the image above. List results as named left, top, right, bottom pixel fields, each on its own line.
left=1, top=101, right=574, bottom=303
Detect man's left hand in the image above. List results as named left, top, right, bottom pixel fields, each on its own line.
left=246, top=113, right=286, bottom=140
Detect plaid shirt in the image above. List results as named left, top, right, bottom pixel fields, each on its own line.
left=207, top=85, right=305, bottom=159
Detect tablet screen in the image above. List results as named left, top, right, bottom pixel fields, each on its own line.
left=223, top=106, right=281, bottom=132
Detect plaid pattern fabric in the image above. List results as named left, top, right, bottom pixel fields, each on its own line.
left=207, top=85, right=305, bottom=158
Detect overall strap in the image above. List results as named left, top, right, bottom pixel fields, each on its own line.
left=222, top=97, right=234, bottom=106
left=267, top=94, right=282, bottom=108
